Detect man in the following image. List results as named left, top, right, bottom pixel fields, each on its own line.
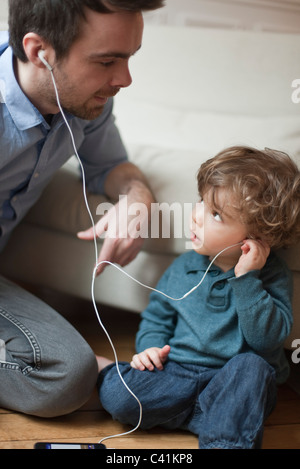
left=0, top=0, right=163, bottom=417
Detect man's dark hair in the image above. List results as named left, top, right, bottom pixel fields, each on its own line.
left=8, top=0, right=164, bottom=62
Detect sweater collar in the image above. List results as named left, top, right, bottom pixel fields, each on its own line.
left=184, top=250, right=235, bottom=278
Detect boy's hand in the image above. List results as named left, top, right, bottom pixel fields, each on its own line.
left=235, top=239, right=270, bottom=278
left=130, top=345, right=171, bottom=371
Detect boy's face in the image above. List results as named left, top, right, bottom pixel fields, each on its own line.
left=190, top=187, right=249, bottom=270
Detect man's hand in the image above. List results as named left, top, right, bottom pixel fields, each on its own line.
left=235, top=239, right=270, bottom=278
left=77, top=194, right=147, bottom=274
left=130, top=345, right=171, bottom=371
left=77, top=162, right=155, bottom=275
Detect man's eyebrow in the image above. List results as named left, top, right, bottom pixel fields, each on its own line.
left=89, top=44, right=142, bottom=60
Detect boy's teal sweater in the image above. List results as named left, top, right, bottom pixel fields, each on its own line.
left=136, top=250, right=293, bottom=383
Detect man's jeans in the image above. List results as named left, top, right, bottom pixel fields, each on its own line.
left=0, top=275, right=98, bottom=417
left=98, top=353, right=277, bottom=449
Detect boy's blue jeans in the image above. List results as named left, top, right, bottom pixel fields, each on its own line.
left=98, top=353, right=277, bottom=449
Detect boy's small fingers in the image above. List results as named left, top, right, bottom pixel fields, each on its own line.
left=131, top=355, right=145, bottom=371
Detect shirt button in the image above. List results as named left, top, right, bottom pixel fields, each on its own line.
left=210, top=271, right=220, bottom=277
left=215, top=281, right=225, bottom=290
left=34, top=172, right=40, bottom=178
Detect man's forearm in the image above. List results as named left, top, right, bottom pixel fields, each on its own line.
left=103, top=161, right=155, bottom=205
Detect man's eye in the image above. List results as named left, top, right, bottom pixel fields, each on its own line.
left=100, top=61, right=114, bottom=67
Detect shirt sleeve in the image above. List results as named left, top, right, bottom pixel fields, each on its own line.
left=228, top=254, right=293, bottom=352
left=77, top=98, right=128, bottom=194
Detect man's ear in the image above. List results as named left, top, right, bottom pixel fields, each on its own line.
left=22, top=32, right=51, bottom=68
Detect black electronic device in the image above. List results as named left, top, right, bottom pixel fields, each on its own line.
left=34, top=442, right=106, bottom=449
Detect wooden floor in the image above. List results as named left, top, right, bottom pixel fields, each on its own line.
left=1, top=287, right=300, bottom=450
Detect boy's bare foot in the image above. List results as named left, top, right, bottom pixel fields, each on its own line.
left=96, top=356, right=113, bottom=372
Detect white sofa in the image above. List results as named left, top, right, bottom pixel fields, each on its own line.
left=0, top=24, right=300, bottom=346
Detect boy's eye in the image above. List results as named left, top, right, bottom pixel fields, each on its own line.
left=213, top=212, right=222, bottom=222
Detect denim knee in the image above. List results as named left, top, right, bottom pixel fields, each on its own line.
left=2, top=345, right=98, bottom=418
left=98, top=361, right=201, bottom=430
left=0, top=277, right=99, bottom=417
left=98, top=363, right=142, bottom=426
left=0, top=312, right=98, bottom=417
left=194, top=353, right=277, bottom=449
left=226, top=353, right=276, bottom=391
left=28, top=345, right=98, bottom=418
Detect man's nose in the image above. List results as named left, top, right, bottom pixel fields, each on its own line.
left=110, top=62, right=132, bottom=89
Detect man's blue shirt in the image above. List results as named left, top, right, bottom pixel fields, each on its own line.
left=0, top=31, right=128, bottom=251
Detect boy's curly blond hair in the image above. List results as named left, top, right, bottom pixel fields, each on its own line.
left=197, top=146, right=300, bottom=249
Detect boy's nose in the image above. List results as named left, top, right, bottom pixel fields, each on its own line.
left=194, top=201, right=204, bottom=226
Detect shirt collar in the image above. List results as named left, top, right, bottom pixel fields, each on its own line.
left=185, top=250, right=218, bottom=273
left=0, top=41, right=45, bottom=131
left=185, top=250, right=235, bottom=278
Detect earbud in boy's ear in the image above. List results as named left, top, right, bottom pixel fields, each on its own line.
left=38, top=50, right=53, bottom=72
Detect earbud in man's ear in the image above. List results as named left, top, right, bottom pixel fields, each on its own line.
left=38, top=50, right=53, bottom=71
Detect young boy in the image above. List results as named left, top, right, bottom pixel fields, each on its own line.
left=97, top=146, right=300, bottom=449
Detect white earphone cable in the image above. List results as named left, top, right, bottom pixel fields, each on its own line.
left=49, top=68, right=143, bottom=444
left=49, top=65, right=242, bottom=446
left=95, top=241, right=242, bottom=302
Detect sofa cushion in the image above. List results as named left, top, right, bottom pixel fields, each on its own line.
left=115, top=100, right=300, bottom=159
left=121, top=25, right=300, bottom=117
left=112, top=23, right=300, bottom=270
left=113, top=97, right=300, bottom=270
